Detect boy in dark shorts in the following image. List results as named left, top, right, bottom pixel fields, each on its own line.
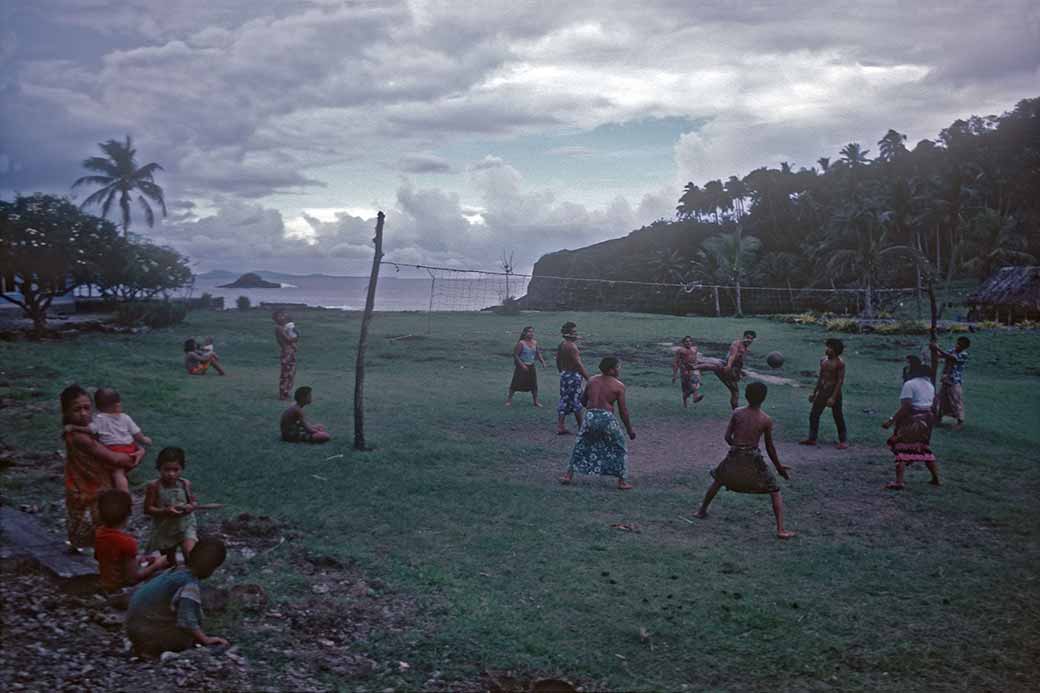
left=800, top=338, right=849, bottom=448
left=280, top=386, right=331, bottom=443
left=694, top=382, right=795, bottom=539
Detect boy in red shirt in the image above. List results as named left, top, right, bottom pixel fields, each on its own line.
left=95, top=489, right=167, bottom=593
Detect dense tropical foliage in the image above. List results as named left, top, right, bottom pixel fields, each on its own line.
left=668, top=97, right=1039, bottom=316
left=0, top=194, right=191, bottom=330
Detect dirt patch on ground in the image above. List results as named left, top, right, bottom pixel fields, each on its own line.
left=492, top=416, right=886, bottom=488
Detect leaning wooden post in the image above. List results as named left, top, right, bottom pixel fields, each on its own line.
left=354, top=211, right=385, bottom=451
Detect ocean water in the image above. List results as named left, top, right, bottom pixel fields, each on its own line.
left=188, top=273, right=516, bottom=312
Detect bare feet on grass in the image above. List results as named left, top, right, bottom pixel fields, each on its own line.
left=885, top=482, right=905, bottom=490
left=617, top=481, right=633, bottom=491
left=693, top=394, right=705, bottom=403
left=929, top=478, right=942, bottom=486
left=557, top=428, right=572, bottom=435
left=777, top=530, right=796, bottom=540
left=692, top=509, right=708, bottom=519
left=533, top=401, right=543, bottom=408
left=559, top=473, right=573, bottom=485
left=798, top=439, right=817, bottom=446
left=836, top=442, right=849, bottom=450
left=504, top=400, right=512, bottom=407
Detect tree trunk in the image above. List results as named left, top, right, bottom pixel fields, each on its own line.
left=927, top=280, right=939, bottom=385
left=734, top=224, right=743, bottom=317
left=863, top=277, right=874, bottom=319
left=713, top=286, right=721, bottom=317
left=353, top=212, right=385, bottom=451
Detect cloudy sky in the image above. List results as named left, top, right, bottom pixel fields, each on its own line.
left=2, top=1, right=1037, bottom=275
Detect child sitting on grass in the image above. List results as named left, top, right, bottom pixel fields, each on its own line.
left=144, top=447, right=199, bottom=565
left=94, top=489, right=168, bottom=593
left=693, top=382, right=795, bottom=539
left=280, top=386, right=331, bottom=443
left=126, top=537, right=229, bottom=656
left=64, top=387, right=151, bottom=493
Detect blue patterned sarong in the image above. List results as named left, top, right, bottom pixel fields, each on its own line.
left=557, top=370, right=585, bottom=416
left=567, top=409, right=627, bottom=479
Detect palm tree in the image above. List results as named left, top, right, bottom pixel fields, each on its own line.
left=676, top=182, right=702, bottom=221
left=72, top=135, right=166, bottom=237
left=961, top=208, right=1036, bottom=279
left=701, top=179, right=730, bottom=225
left=699, top=232, right=762, bottom=316
left=839, top=142, right=871, bottom=168
left=816, top=157, right=831, bottom=174
left=877, top=129, right=908, bottom=163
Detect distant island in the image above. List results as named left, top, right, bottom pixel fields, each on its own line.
left=218, top=272, right=281, bottom=289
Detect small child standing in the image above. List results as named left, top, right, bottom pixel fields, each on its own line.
left=693, top=382, right=795, bottom=539
left=144, top=447, right=198, bottom=565
left=280, top=386, right=331, bottom=443
left=126, top=537, right=229, bottom=656
left=94, top=489, right=168, bottom=593
left=65, top=387, right=151, bottom=493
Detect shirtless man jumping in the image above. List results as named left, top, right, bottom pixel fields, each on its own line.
left=694, top=382, right=795, bottom=539
left=560, top=357, right=636, bottom=490
left=713, top=330, right=756, bottom=409
left=556, top=322, right=590, bottom=435
left=672, top=336, right=704, bottom=408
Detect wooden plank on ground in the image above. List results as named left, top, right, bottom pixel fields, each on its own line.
left=0, top=506, right=97, bottom=580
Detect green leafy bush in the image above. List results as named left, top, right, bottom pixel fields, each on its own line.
left=236, top=295, right=251, bottom=311
left=824, top=318, right=860, bottom=333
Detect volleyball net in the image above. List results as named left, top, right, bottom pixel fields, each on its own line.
left=380, top=261, right=920, bottom=319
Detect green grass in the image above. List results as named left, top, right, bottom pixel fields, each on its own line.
left=2, top=309, right=1039, bottom=691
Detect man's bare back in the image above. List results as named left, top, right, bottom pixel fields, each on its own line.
left=725, top=406, right=773, bottom=448
left=585, top=374, right=624, bottom=411
left=557, top=340, right=585, bottom=374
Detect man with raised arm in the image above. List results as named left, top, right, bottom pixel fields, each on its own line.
left=559, top=357, right=636, bottom=491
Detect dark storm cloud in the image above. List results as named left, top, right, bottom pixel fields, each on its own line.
left=1, top=0, right=1036, bottom=271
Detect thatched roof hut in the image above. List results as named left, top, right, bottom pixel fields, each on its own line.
left=966, top=266, right=1040, bottom=322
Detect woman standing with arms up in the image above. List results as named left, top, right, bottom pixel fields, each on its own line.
left=506, top=326, right=546, bottom=407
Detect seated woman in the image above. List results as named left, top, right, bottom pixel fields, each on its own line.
left=183, top=338, right=225, bottom=376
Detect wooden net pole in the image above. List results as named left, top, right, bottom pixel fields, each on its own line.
left=353, top=212, right=384, bottom=451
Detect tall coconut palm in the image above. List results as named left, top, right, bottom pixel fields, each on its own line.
left=877, top=129, right=908, bottom=163
left=72, top=135, right=166, bottom=237
left=839, top=142, right=871, bottom=168
left=698, top=232, right=762, bottom=316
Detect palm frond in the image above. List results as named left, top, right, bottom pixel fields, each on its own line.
left=80, top=183, right=118, bottom=210
left=72, top=174, right=115, bottom=189
left=132, top=162, right=164, bottom=181
left=136, top=180, right=167, bottom=216
left=79, top=157, right=119, bottom=176
left=100, top=188, right=118, bottom=220
left=137, top=195, right=155, bottom=227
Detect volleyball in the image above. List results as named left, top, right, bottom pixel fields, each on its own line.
left=766, top=351, right=785, bottom=368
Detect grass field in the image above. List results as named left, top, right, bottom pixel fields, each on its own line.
left=2, top=309, right=1039, bottom=691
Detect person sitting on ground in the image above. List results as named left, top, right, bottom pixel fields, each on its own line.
left=64, top=387, right=152, bottom=493
left=933, top=336, right=970, bottom=430
left=125, top=537, right=229, bottom=656
left=280, top=386, right=331, bottom=443
left=800, top=338, right=849, bottom=449
left=198, top=336, right=216, bottom=357
left=882, top=356, right=941, bottom=490
left=144, top=447, right=199, bottom=565
left=560, top=356, right=636, bottom=491
left=556, top=322, right=590, bottom=434
left=183, top=338, right=225, bottom=376
left=694, top=382, right=795, bottom=539
left=95, top=489, right=169, bottom=594
left=671, top=336, right=704, bottom=408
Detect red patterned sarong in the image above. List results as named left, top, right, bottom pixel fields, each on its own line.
left=887, top=409, right=936, bottom=464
